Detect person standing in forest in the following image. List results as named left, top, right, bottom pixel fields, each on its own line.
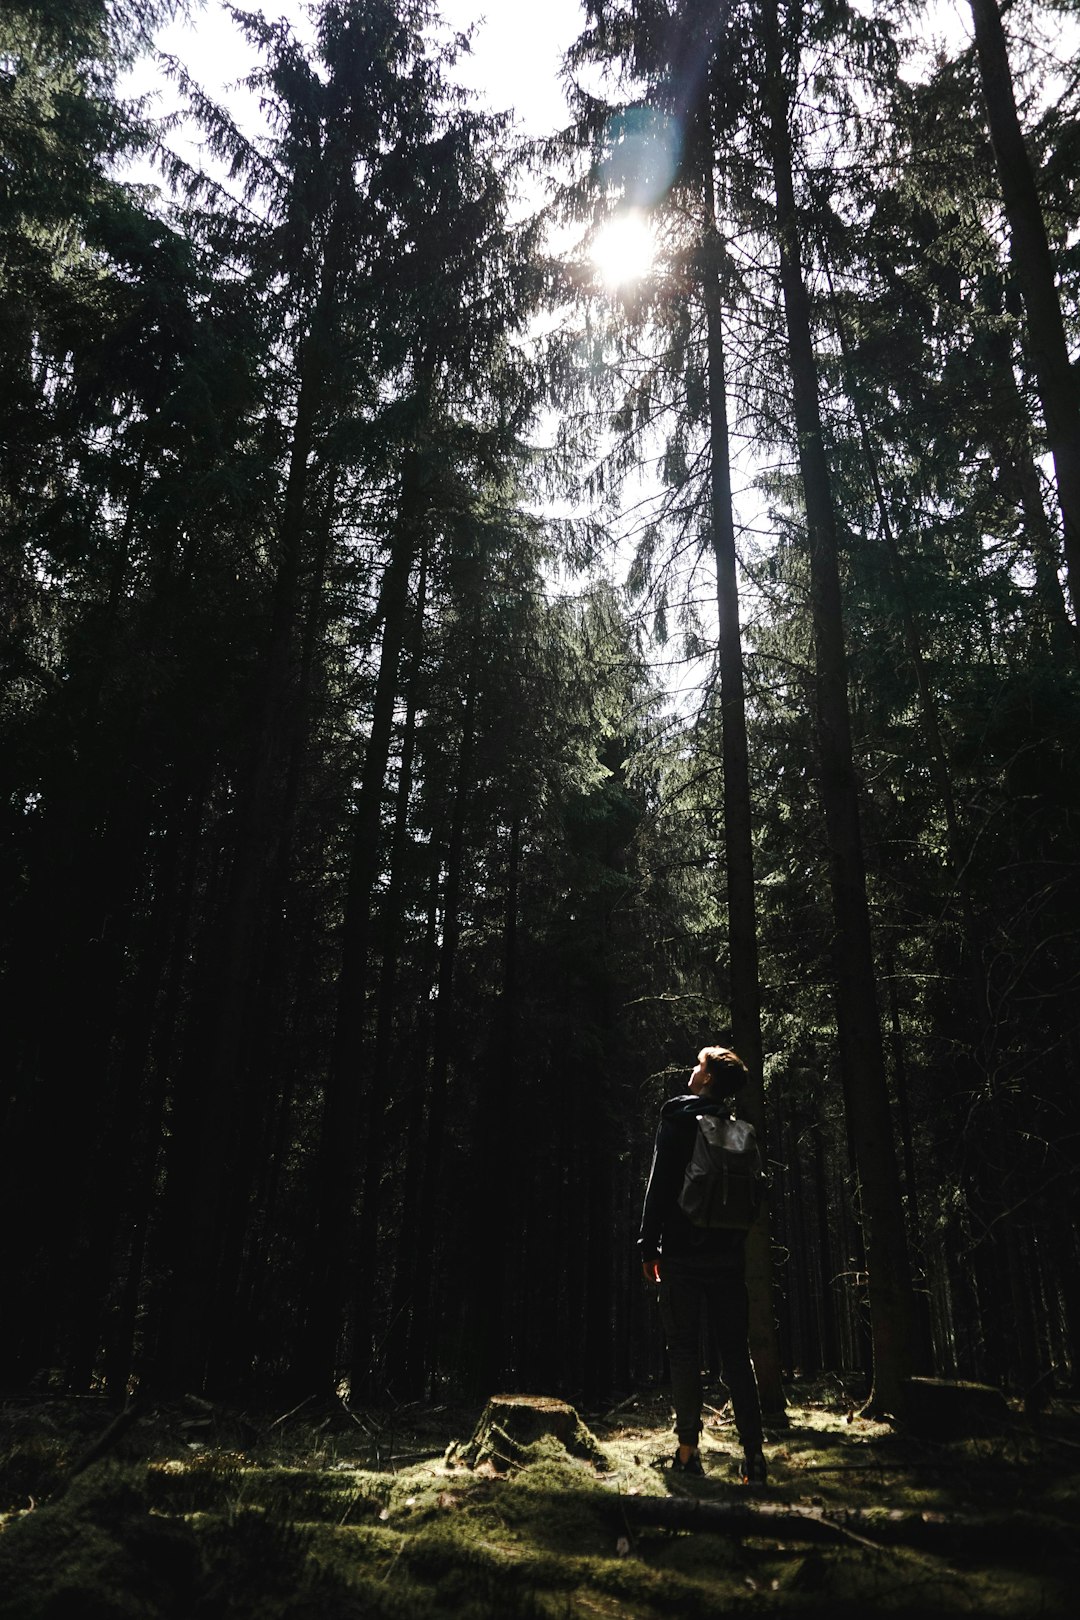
left=640, top=1045, right=768, bottom=1482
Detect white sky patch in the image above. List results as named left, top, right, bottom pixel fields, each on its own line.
left=437, top=0, right=583, bottom=134
left=125, top=0, right=584, bottom=138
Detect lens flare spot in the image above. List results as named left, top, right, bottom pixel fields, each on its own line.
left=591, top=210, right=655, bottom=289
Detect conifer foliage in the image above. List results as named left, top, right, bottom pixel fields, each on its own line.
left=0, top=0, right=669, bottom=1400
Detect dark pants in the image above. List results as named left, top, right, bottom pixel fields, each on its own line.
left=658, top=1259, right=764, bottom=1452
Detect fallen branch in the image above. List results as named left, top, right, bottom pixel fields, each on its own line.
left=615, top=1494, right=1073, bottom=1557
left=66, top=1397, right=146, bottom=1481
left=618, top=1494, right=864, bottom=1548
left=269, top=1395, right=316, bottom=1430
left=600, top=1393, right=645, bottom=1424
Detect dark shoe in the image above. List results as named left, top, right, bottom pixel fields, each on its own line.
left=742, top=1450, right=767, bottom=1485
left=671, top=1448, right=705, bottom=1476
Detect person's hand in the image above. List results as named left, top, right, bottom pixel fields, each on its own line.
left=641, top=1258, right=660, bottom=1284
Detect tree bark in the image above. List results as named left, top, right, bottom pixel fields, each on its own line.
left=761, top=0, right=917, bottom=1417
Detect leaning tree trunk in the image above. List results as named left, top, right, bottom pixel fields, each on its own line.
left=762, top=0, right=917, bottom=1417
left=701, top=153, right=786, bottom=1421
left=968, top=0, right=1080, bottom=626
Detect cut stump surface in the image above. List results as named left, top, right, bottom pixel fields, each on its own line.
left=452, top=1394, right=605, bottom=1470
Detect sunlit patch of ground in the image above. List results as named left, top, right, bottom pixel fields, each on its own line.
left=0, top=1384, right=1077, bottom=1617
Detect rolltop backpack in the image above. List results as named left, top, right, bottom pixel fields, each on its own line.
left=677, top=1114, right=763, bottom=1231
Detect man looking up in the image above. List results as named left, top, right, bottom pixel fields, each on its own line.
left=640, top=1045, right=767, bottom=1482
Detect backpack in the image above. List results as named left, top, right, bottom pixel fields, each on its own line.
left=677, top=1114, right=763, bottom=1231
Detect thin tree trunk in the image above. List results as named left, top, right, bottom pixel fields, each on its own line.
left=811, top=1103, right=839, bottom=1373
left=701, top=155, right=787, bottom=1421
left=968, top=0, right=1080, bottom=624
left=761, top=0, right=917, bottom=1417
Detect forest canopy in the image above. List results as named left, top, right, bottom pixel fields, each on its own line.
left=1, top=0, right=1078, bottom=1421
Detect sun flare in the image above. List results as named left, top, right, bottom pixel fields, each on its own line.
left=591, top=209, right=655, bottom=289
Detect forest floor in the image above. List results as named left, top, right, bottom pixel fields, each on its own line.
left=1, top=1377, right=1078, bottom=1618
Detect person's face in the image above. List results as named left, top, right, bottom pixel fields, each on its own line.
left=689, top=1052, right=712, bottom=1094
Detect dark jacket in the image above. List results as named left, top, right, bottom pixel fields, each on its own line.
left=639, top=1094, right=746, bottom=1268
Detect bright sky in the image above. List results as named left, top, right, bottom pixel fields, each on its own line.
left=139, top=0, right=586, bottom=136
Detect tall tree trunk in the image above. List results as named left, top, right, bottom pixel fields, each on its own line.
left=981, top=325, right=1077, bottom=653
left=152, top=297, right=327, bottom=1394
left=403, top=665, right=478, bottom=1394
left=968, top=0, right=1080, bottom=624
left=209, top=478, right=338, bottom=1391
left=824, top=266, right=1057, bottom=1392
left=811, top=1097, right=840, bottom=1373
left=295, top=440, right=426, bottom=1394
left=101, top=774, right=205, bottom=1397
left=464, top=813, right=521, bottom=1397
left=761, top=0, right=917, bottom=1417
left=384, top=840, right=443, bottom=1392
left=701, top=155, right=787, bottom=1421
left=348, top=543, right=428, bottom=1396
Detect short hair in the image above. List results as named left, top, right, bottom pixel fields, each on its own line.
left=699, top=1046, right=749, bottom=1089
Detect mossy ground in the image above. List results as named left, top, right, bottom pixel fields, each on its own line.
left=0, top=1382, right=1077, bottom=1618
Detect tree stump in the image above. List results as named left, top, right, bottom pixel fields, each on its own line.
left=903, top=1377, right=1010, bottom=1439
left=449, top=1395, right=606, bottom=1471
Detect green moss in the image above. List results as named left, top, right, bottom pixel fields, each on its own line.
left=147, top=1459, right=388, bottom=1525
left=1, top=1400, right=1076, bottom=1618
left=0, top=1463, right=198, bottom=1620
left=0, top=1439, right=67, bottom=1512
left=509, top=1436, right=607, bottom=1492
